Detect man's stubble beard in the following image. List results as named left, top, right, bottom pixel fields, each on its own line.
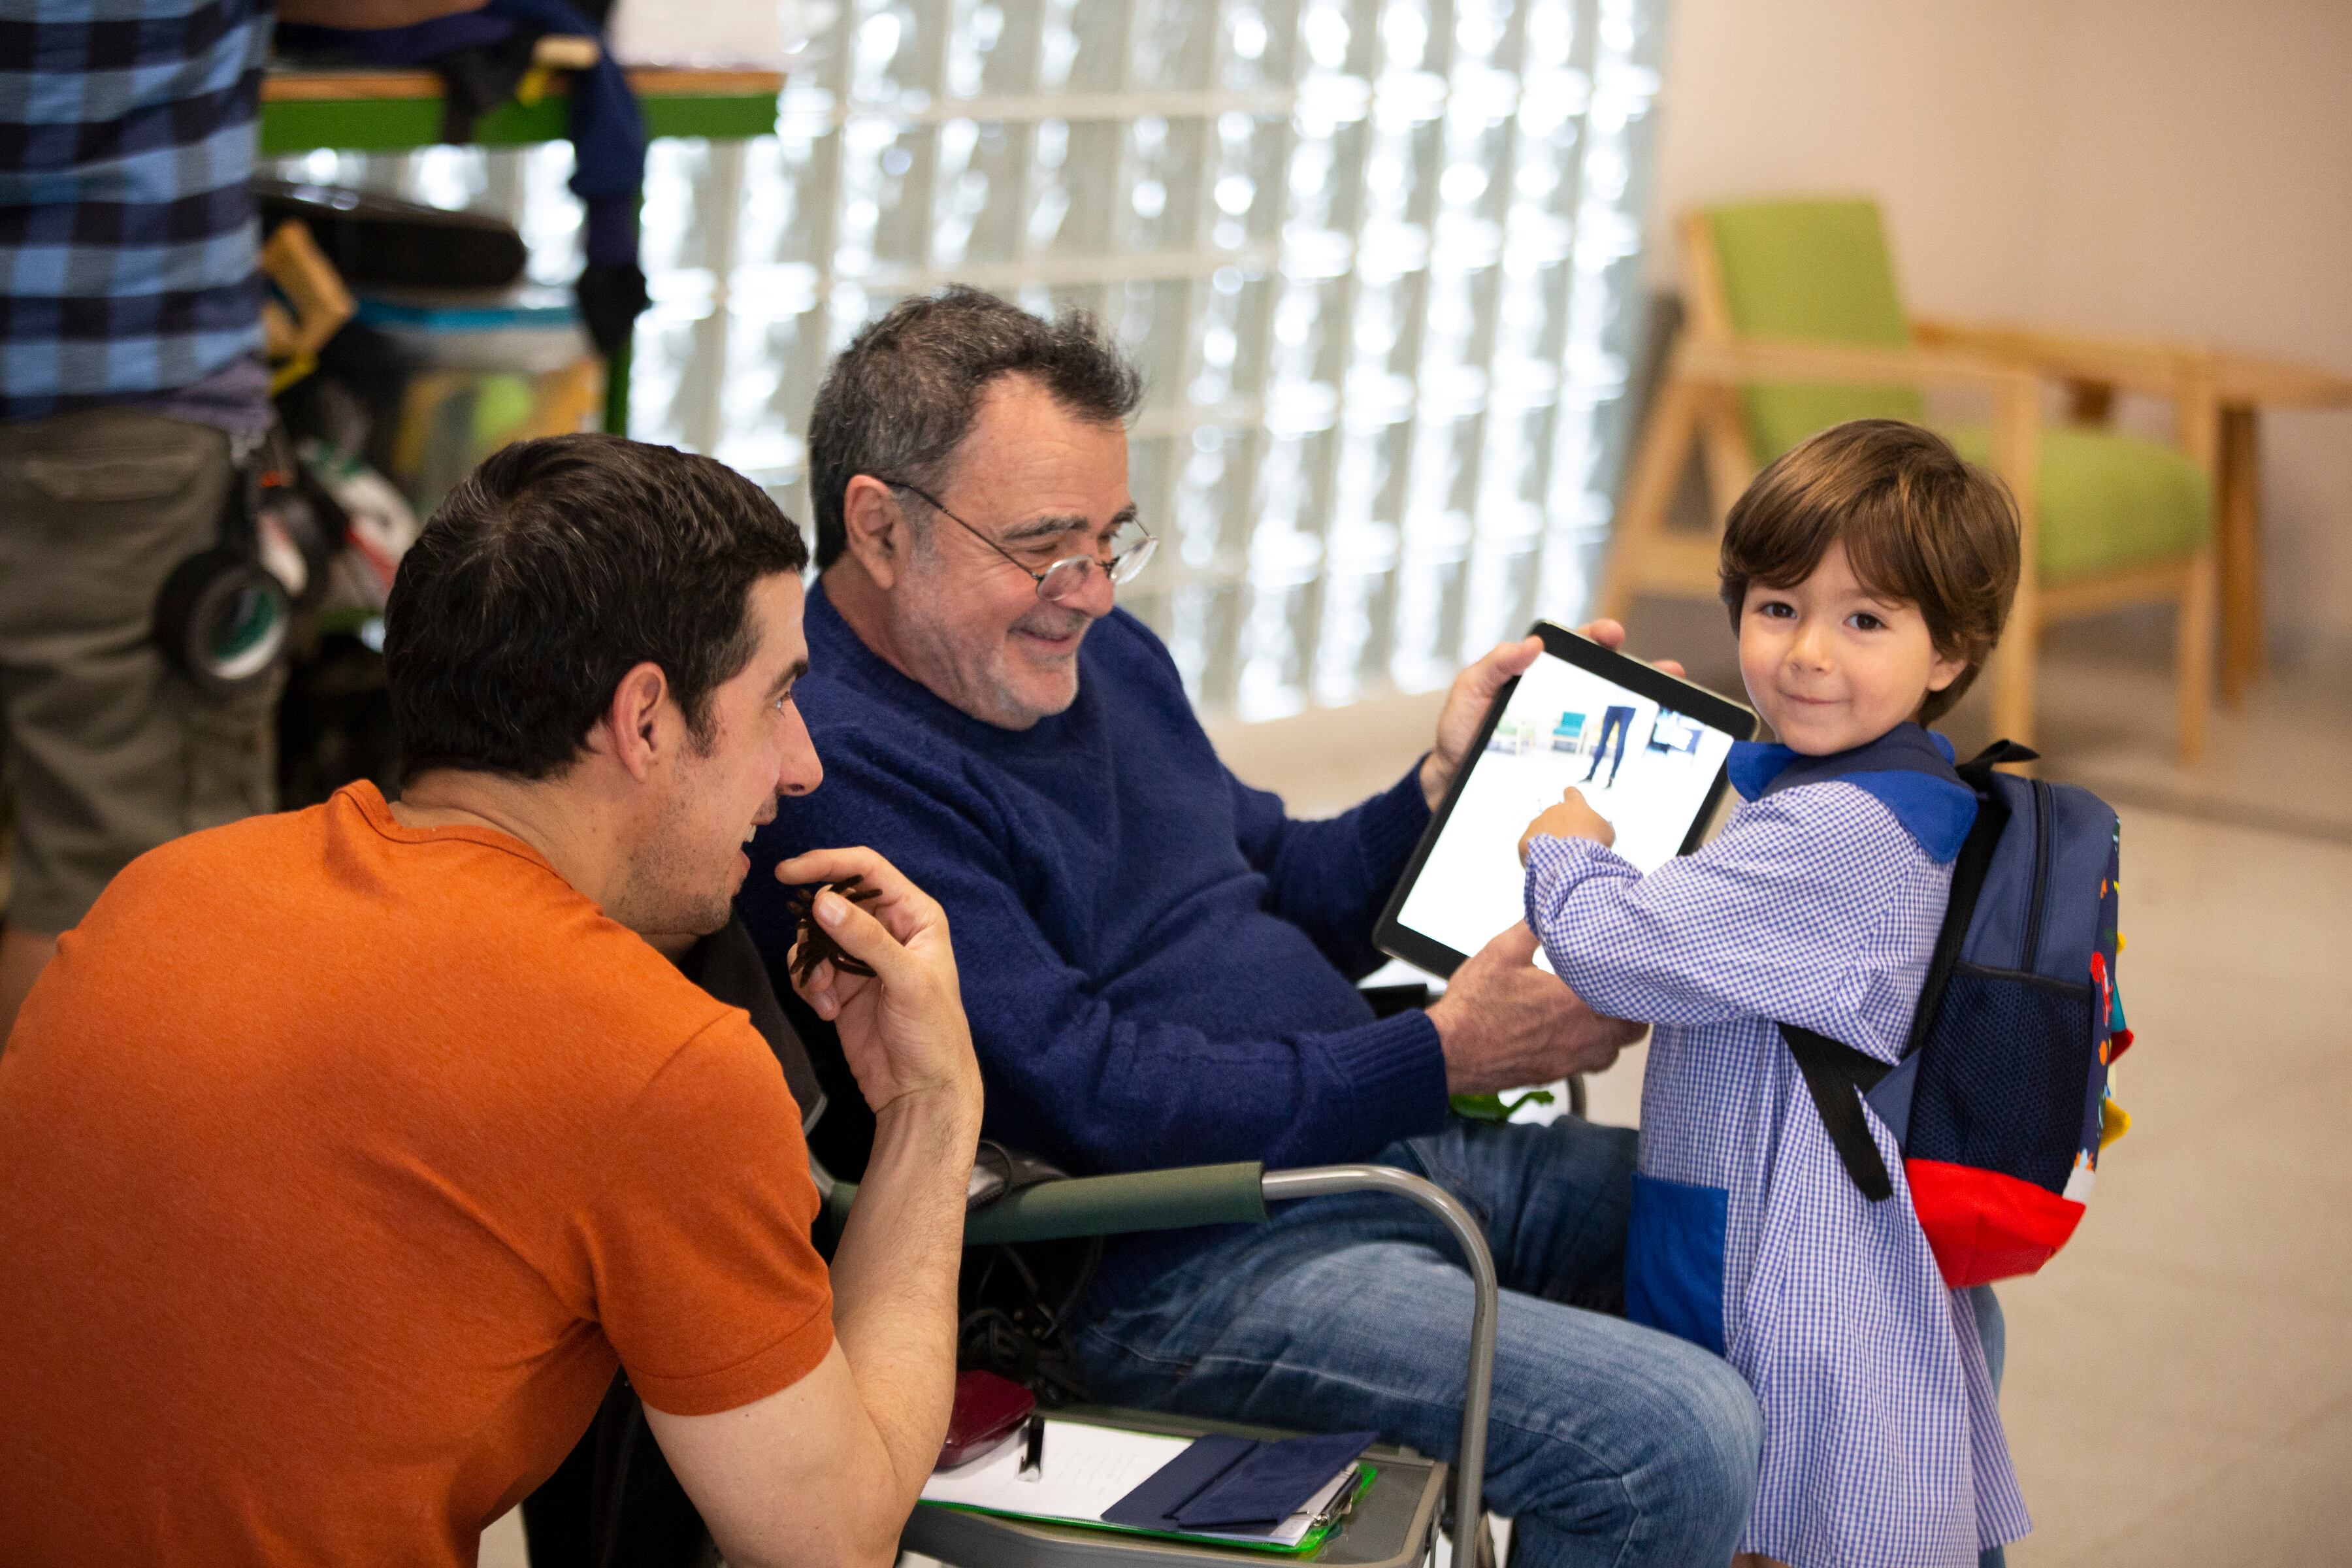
left=898, top=558, right=1090, bottom=730
left=607, top=848, right=735, bottom=941
left=606, top=738, right=740, bottom=940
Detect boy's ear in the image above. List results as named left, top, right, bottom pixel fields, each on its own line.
left=1925, top=648, right=1970, bottom=693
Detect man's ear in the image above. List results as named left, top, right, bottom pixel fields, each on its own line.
left=839, top=474, right=906, bottom=590
left=599, top=661, right=672, bottom=783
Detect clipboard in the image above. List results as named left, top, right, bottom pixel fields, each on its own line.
left=918, top=1416, right=1374, bottom=1555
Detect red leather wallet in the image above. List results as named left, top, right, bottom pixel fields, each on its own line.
left=937, top=1369, right=1037, bottom=1469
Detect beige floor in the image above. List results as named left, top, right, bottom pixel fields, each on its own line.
left=1988, top=797, right=2352, bottom=1565
left=484, top=633, right=2352, bottom=1566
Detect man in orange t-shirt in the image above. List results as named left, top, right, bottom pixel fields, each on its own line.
left=0, top=434, right=983, bottom=1567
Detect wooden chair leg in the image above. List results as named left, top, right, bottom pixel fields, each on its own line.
left=1695, top=386, right=1756, bottom=527
left=1597, top=375, right=1701, bottom=625
left=2176, top=549, right=2216, bottom=765
left=2215, top=406, right=2261, bottom=706
left=1990, top=607, right=2038, bottom=755
left=1987, top=376, right=2042, bottom=762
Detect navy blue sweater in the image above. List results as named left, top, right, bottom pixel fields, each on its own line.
left=742, top=584, right=1450, bottom=1306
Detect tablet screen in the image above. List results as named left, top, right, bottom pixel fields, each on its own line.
left=1390, top=648, right=1741, bottom=967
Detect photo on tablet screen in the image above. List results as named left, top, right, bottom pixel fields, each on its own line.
left=1392, top=651, right=1739, bottom=968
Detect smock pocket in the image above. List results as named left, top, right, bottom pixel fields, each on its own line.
left=1624, top=1173, right=1729, bottom=1356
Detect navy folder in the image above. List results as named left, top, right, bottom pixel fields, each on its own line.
left=1100, top=1430, right=1376, bottom=1535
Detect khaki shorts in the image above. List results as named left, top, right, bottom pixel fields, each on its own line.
left=0, top=408, right=280, bottom=934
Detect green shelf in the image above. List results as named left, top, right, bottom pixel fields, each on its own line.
left=257, top=67, right=780, bottom=434
left=259, top=68, right=781, bottom=155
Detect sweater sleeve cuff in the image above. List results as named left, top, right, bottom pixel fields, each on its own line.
left=1354, top=760, right=1436, bottom=887
left=1316, top=1007, right=1450, bottom=1149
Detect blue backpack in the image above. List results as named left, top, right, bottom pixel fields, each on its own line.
left=1782, top=740, right=2134, bottom=1287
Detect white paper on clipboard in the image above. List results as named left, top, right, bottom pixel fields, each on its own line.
left=919, top=1418, right=1351, bottom=1548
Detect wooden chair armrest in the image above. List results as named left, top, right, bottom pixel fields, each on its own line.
left=1909, top=315, right=2210, bottom=399
left=1671, top=334, right=2044, bottom=512
left=1676, top=335, right=2034, bottom=397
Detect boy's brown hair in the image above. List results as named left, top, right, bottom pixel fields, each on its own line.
left=1719, top=419, right=2022, bottom=724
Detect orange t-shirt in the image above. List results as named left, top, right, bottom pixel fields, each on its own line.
left=0, top=783, right=834, bottom=1565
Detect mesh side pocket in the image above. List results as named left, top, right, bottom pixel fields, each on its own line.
left=1906, top=963, right=2095, bottom=1195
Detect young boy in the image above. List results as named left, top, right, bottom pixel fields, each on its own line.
left=1519, top=420, right=2027, bottom=1568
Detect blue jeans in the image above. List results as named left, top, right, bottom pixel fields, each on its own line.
left=1072, top=1117, right=1763, bottom=1567
left=1581, top=706, right=1635, bottom=788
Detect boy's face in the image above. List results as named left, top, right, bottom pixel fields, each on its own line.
left=1738, top=542, right=1968, bottom=755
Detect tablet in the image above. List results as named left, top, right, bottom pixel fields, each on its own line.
left=1375, top=621, right=1758, bottom=977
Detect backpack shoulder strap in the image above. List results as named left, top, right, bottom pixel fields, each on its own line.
left=1780, top=1024, right=1897, bottom=1202
left=1778, top=740, right=2033, bottom=1205
left=1957, top=738, right=2040, bottom=780
left=1904, top=741, right=2025, bottom=1056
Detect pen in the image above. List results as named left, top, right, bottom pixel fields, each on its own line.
left=1019, top=1414, right=1045, bottom=1480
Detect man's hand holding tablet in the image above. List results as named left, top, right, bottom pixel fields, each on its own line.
left=1427, top=921, right=1642, bottom=1092
left=1377, top=620, right=1758, bottom=1096
left=1416, top=622, right=1685, bottom=811
left=1407, top=621, right=1707, bottom=1096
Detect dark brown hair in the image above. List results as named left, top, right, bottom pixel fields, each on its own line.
left=1719, top=419, right=2021, bottom=723
left=387, top=434, right=808, bottom=783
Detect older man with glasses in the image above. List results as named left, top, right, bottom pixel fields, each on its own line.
left=741, top=287, right=1762, bottom=1568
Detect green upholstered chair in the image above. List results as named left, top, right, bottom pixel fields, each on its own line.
left=1600, top=197, right=2219, bottom=760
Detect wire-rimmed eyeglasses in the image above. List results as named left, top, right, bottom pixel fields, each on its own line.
left=877, top=478, right=1157, bottom=604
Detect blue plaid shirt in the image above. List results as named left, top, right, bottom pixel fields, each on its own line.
left=0, top=0, right=270, bottom=421
left=1526, top=772, right=2031, bottom=1567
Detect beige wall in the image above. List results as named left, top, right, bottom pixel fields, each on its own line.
left=1649, top=0, right=2352, bottom=670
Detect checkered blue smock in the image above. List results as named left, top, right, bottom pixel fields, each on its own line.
left=1524, top=726, right=2030, bottom=1567
left=0, top=0, right=269, bottom=418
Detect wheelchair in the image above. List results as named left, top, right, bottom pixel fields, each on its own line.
left=533, top=929, right=1505, bottom=1568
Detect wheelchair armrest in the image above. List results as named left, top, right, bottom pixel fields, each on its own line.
left=827, top=1160, right=1497, bottom=1549
left=820, top=1160, right=1271, bottom=1247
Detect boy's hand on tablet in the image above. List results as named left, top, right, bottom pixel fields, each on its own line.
left=1518, top=789, right=1614, bottom=863
left=1420, top=621, right=1686, bottom=810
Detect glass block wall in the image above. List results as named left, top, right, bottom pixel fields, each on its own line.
left=270, top=0, right=1669, bottom=721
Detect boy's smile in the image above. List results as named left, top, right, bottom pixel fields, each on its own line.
left=1738, top=542, right=1969, bottom=755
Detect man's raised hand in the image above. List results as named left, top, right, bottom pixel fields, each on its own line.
left=1420, top=620, right=1685, bottom=810
left=1420, top=636, right=1541, bottom=810
left=775, top=847, right=981, bottom=1126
